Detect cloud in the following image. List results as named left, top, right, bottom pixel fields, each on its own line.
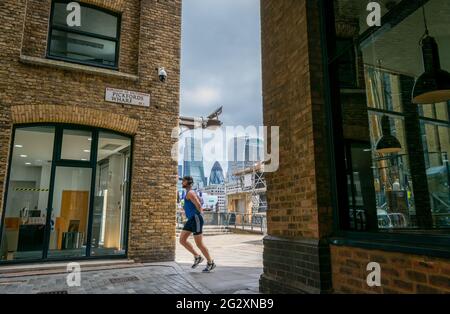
left=181, top=0, right=262, bottom=127
left=181, top=86, right=221, bottom=108
left=180, top=0, right=263, bottom=175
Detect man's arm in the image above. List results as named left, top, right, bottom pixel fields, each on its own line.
left=187, top=191, right=204, bottom=213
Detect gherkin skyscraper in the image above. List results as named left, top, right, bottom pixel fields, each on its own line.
left=209, top=161, right=225, bottom=185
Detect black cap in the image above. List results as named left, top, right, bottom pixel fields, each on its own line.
left=179, top=176, right=194, bottom=185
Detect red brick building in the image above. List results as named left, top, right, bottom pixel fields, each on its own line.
left=260, top=0, right=450, bottom=293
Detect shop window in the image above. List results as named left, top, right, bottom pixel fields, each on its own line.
left=0, top=125, right=131, bottom=262
left=61, top=129, right=92, bottom=161
left=328, top=0, right=450, bottom=231
left=47, top=1, right=121, bottom=69
left=91, top=132, right=131, bottom=256
left=0, top=126, right=55, bottom=261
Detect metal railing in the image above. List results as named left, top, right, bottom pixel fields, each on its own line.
left=176, top=211, right=267, bottom=234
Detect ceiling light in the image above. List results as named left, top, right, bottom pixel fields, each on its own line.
left=15, top=144, right=23, bottom=148
left=20, top=154, right=27, bottom=158
left=376, top=116, right=402, bottom=154
left=412, top=6, right=450, bottom=104
left=25, top=162, right=31, bottom=165
left=83, top=150, right=90, bottom=153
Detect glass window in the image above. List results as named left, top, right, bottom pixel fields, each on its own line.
left=0, top=126, right=55, bottom=261
left=48, top=1, right=120, bottom=68
left=1, top=126, right=132, bottom=263
left=91, top=132, right=131, bottom=256
left=48, top=167, right=92, bottom=259
left=61, top=129, right=92, bottom=161
left=330, top=0, right=450, bottom=231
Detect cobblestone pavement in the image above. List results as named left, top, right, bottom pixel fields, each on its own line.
left=176, top=234, right=264, bottom=294
left=0, top=262, right=210, bottom=294
left=0, top=234, right=263, bottom=294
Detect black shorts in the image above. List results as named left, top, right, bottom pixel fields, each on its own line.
left=183, top=214, right=204, bottom=235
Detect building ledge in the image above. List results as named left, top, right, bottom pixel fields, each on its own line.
left=19, top=55, right=139, bottom=82
left=330, top=235, right=450, bottom=259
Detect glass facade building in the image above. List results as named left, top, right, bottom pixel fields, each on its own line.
left=209, top=161, right=225, bottom=185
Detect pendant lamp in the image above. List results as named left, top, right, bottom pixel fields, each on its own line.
left=376, top=115, right=402, bottom=154
left=412, top=6, right=450, bottom=104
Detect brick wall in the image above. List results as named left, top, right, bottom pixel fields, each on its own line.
left=260, top=0, right=333, bottom=293
left=0, top=0, right=182, bottom=262
left=261, top=0, right=332, bottom=241
left=331, top=245, right=450, bottom=294
left=21, top=0, right=140, bottom=75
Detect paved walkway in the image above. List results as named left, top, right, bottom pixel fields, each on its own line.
left=176, top=234, right=264, bottom=294
left=0, top=262, right=210, bottom=294
left=0, top=234, right=263, bottom=294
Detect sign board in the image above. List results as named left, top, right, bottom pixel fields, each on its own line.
left=207, top=196, right=219, bottom=206
left=105, top=88, right=150, bottom=107
left=202, top=194, right=218, bottom=208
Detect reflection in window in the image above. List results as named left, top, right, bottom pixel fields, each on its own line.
left=332, top=0, right=450, bottom=230
left=48, top=1, right=120, bottom=68
left=91, top=132, right=131, bottom=256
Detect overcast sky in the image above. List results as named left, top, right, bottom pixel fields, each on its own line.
left=179, top=0, right=263, bottom=177
left=180, top=0, right=263, bottom=127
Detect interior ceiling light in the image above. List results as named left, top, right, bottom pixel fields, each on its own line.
left=412, top=6, right=450, bottom=104
left=376, top=115, right=402, bottom=154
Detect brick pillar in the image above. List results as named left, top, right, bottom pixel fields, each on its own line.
left=259, top=0, right=333, bottom=294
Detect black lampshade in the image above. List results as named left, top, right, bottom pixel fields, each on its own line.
left=412, top=35, right=450, bottom=104
left=376, top=116, right=402, bottom=154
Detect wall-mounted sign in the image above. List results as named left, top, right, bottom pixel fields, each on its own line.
left=105, top=88, right=150, bottom=107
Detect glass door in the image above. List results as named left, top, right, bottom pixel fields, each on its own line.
left=90, top=132, right=131, bottom=256
left=47, top=167, right=92, bottom=258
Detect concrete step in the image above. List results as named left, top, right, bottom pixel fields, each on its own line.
left=0, top=259, right=136, bottom=277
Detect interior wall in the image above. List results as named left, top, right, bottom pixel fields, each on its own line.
left=6, top=165, right=43, bottom=217
left=52, top=168, right=92, bottom=218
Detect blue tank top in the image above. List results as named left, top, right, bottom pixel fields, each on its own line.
left=183, top=193, right=198, bottom=219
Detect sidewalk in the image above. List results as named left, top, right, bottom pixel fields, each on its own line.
left=0, top=262, right=210, bottom=294
left=0, top=234, right=263, bottom=294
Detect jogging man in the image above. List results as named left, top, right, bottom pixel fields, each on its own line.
left=179, top=176, right=216, bottom=272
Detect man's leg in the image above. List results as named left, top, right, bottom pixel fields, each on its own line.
left=194, top=234, right=213, bottom=263
left=179, top=230, right=200, bottom=257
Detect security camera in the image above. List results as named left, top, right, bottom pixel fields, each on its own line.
left=158, top=67, right=167, bottom=83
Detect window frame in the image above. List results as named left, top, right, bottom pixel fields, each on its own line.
left=0, top=123, right=133, bottom=265
left=46, top=0, right=122, bottom=70
left=319, top=0, right=450, bottom=257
